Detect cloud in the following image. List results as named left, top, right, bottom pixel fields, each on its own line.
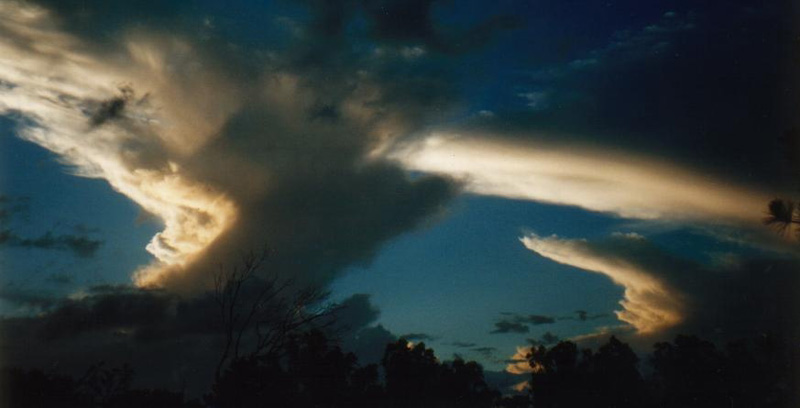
left=520, top=233, right=685, bottom=334
left=519, top=314, right=556, bottom=325
left=491, top=320, right=530, bottom=334
left=391, top=133, right=770, bottom=224
left=360, top=0, right=520, bottom=54
left=527, top=332, right=560, bottom=347
left=520, top=232, right=800, bottom=342
left=450, top=341, right=477, bottom=348
left=504, top=346, right=532, bottom=375
left=0, top=196, right=103, bottom=257
left=0, top=285, right=219, bottom=394
left=12, top=231, right=102, bottom=258
left=569, top=310, right=607, bottom=322
left=0, top=1, right=459, bottom=291
left=333, top=293, right=381, bottom=331
left=491, top=312, right=558, bottom=335
left=471, top=346, right=497, bottom=359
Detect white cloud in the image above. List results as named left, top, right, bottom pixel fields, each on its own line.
left=0, top=3, right=239, bottom=285
left=0, top=2, right=456, bottom=290
left=391, top=133, right=768, bottom=224
left=520, top=234, right=685, bottom=334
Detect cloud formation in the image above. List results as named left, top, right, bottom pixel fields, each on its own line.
left=0, top=1, right=458, bottom=290
left=0, top=196, right=103, bottom=257
left=520, top=233, right=685, bottom=334
left=491, top=320, right=530, bottom=334
left=520, top=232, right=800, bottom=342
left=391, top=133, right=769, bottom=224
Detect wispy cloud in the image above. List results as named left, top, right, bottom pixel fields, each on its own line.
left=0, top=2, right=239, bottom=283
left=392, top=133, right=768, bottom=224
left=0, top=196, right=103, bottom=257
left=491, top=320, right=530, bottom=334
left=520, top=233, right=685, bottom=334
left=0, top=1, right=457, bottom=290
left=527, top=331, right=559, bottom=347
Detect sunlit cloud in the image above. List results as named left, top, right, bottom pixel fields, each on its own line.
left=391, top=133, right=768, bottom=224
left=505, top=346, right=533, bottom=375
left=520, top=234, right=684, bottom=334
left=0, top=1, right=456, bottom=289
left=0, top=2, right=238, bottom=285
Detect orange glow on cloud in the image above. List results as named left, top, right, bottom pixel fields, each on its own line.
left=0, top=2, right=238, bottom=286
left=391, top=133, right=767, bottom=224
left=520, top=234, right=684, bottom=334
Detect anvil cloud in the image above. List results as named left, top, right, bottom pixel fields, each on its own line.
left=391, top=133, right=768, bottom=224
left=0, top=1, right=456, bottom=289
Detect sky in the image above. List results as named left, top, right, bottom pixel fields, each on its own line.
left=0, top=0, right=799, bottom=395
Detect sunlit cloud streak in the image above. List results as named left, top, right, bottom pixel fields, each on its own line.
left=0, top=1, right=456, bottom=289
left=391, top=133, right=768, bottom=224
left=520, top=233, right=684, bottom=334
left=0, top=3, right=239, bottom=285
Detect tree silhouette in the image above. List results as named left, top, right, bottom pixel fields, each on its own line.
left=592, top=336, right=647, bottom=408
left=763, top=129, right=800, bottom=240
left=212, top=251, right=336, bottom=382
left=764, top=198, right=798, bottom=236
left=206, top=329, right=382, bottom=408
left=381, top=339, right=498, bottom=408
left=1, top=364, right=200, bottom=407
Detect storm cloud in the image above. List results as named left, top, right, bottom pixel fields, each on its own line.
left=0, top=0, right=464, bottom=291
left=521, top=232, right=800, bottom=342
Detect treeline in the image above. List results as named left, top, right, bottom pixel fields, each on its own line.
left=2, top=331, right=795, bottom=407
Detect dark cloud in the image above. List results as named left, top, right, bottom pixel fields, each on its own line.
left=490, top=313, right=557, bottom=335
left=527, top=332, right=560, bottom=347
left=527, top=233, right=800, bottom=345
left=0, top=286, right=57, bottom=310
left=88, top=86, right=135, bottom=127
left=483, top=369, right=528, bottom=394
left=355, top=0, right=520, bottom=54
left=91, top=0, right=466, bottom=291
left=518, top=314, right=556, bottom=325
left=471, top=346, right=497, bottom=359
left=333, top=294, right=381, bottom=331
left=0, top=197, right=102, bottom=257
left=450, top=341, right=477, bottom=348
left=0, top=229, right=103, bottom=258
left=564, top=310, right=608, bottom=322
left=15, top=232, right=103, bottom=258
left=469, top=1, right=799, bottom=190
left=327, top=294, right=400, bottom=365
left=490, top=320, right=529, bottom=334
left=25, top=0, right=189, bottom=41
left=341, top=324, right=397, bottom=365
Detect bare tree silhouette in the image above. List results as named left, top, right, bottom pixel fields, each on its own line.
left=212, top=250, right=337, bottom=382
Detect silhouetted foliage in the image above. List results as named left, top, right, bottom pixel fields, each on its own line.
left=382, top=339, right=499, bottom=407
left=1, top=363, right=200, bottom=407
left=213, top=251, right=336, bottom=382
left=206, top=329, right=382, bottom=408
left=764, top=198, right=798, bottom=236
left=2, top=331, right=795, bottom=407
left=526, top=334, right=795, bottom=408
left=651, top=334, right=794, bottom=408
